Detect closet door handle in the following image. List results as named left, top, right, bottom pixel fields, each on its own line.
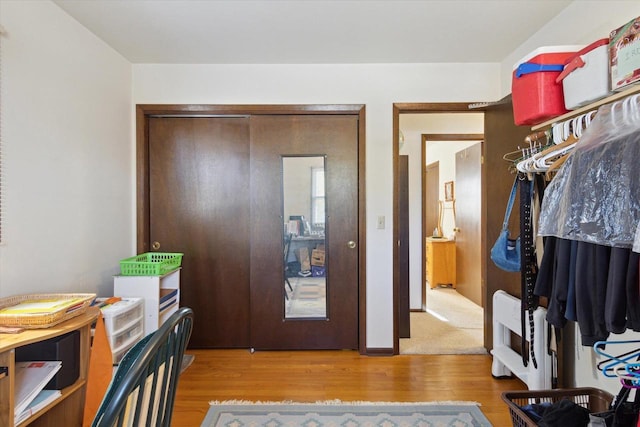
left=152, top=241, right=161, bottom=250
left=347, top=241, right=357, bottom=249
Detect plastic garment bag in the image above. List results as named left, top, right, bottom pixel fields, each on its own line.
left=538, top=97, right=640, bottom=248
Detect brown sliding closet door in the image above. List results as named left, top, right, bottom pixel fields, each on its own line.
left=249, top=115, right=359, bottom=350
left=148, top=117, right=251, bottom=348
left=145, top=112, right=360, bottom=350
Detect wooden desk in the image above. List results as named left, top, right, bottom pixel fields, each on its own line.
left=426, top=237, right=456, bottom=288
left=0, top=307, right=99, bottom=427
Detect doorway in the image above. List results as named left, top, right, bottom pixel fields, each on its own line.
left=401, top=133, right=484, bottom=355
left=392, top=104, right=486, bottom=354
left=137, top=105, right=367, bottom=352
left=422, top=135, right=483, bottom=306
left=393, top=99, right=531, bottom=354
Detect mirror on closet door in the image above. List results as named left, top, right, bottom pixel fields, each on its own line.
left=282, top=156, right=327, bottom=320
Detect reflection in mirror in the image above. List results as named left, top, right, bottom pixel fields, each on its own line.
left=282, top=156, right=327, bottom=319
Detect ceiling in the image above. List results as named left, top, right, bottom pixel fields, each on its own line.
left=53, top=0, right=573, bottom=64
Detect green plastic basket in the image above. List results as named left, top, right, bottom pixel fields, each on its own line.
left=119, top=252, right=183, bottom=276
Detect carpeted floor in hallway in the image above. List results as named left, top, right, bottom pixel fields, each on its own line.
left=400, top=287, right=486, bottom=355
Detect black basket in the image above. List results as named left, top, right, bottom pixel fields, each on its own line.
left=502, top=387, right=614, bottom=427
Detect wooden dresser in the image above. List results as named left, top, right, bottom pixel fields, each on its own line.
left=426, top=237, right=456, bottom=288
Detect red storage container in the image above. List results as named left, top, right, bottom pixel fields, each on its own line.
left=512, top=45, right=582, bottom=125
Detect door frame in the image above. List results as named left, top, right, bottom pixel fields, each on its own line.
left=136, top=104, right=368, bottom=353
left=392, top=103, right=488, bottom=355
left=398, top=155, right=410, bottom=338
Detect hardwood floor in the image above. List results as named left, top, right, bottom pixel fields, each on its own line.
left=173, top=349, right=527, bottom=426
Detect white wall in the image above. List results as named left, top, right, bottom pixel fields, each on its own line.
left=399, top=114, right=483, bottom=309
left=497, top=0, right=640, bottom=394
left=133, top=64, right=501, bottom=348
left=0, top=1, right=133, bottom=298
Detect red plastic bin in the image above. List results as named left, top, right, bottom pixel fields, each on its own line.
left=512, top=45, right=582, bottom=126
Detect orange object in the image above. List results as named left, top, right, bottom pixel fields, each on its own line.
left=103, top=297, right=122, bottom=305
left=82, top=312, right=113, bottom=426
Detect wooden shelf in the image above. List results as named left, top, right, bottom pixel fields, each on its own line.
left=0, top=307, right=99, bottom=427
left=531, top=84, right=640, bottom=130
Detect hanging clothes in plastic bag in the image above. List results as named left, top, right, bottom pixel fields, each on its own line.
left=538, top=97, right=640, bottom=248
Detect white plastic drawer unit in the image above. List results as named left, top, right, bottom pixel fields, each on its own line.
left=107, top=318, right=144, bottom=351
left=112, top=330, right=144, bottom=365
left=100, top=298, right=144, bottom=336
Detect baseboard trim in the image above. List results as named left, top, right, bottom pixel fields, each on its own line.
left=365, top=347, right=395, bottom=356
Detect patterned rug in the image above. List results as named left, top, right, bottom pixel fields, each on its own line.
left=286, top=279, right=326, bottom=318
left=201, top=400, right=492, bottom=426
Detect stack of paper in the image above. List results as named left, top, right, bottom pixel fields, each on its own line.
left=0, top=298, right=86, bottom=315
left=14, top=390, right=62, bottom=424
left=14, top=361, right=62, bottom=423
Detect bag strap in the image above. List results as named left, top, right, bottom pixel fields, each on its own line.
left=611, top=382, right=632, bottom=411
left=502, top=177, right=518, bottom=230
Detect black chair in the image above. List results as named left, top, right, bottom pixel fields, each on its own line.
left=284, top=233, right=294, bottom=299
left=91, top=307, right=194, bottom=427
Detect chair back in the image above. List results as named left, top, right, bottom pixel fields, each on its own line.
left=92, top=307, right=194, bottom=427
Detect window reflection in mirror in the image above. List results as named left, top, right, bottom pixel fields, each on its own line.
left=282, top=156, right=327, bottom=319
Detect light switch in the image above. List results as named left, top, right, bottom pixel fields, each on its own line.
left=377, top=215, right=385, bottom=229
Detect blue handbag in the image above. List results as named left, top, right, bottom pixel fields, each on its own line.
left=491, top=177, right=521, bottom=272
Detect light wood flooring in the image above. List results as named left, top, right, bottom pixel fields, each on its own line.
left=173, top=349, right=527, bottom=426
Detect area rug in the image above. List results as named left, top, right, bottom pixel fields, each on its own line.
left=201, top=400, right=492, bottom=426
left=286, top=279, right=326, bottom=318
